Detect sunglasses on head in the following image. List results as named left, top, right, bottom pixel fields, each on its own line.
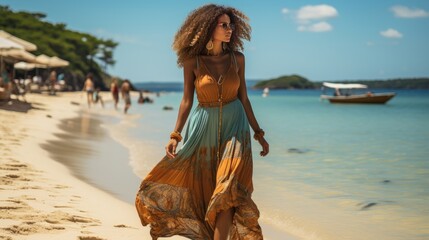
left=217, top=22, right=235, bottom=31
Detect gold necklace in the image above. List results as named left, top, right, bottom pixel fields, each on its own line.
left=217, top=75, right=224, bottom=85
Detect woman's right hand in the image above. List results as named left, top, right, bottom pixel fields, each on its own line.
left=165, top=138, right=179, bottom=158
left=258, top=136, right=269, bottom=157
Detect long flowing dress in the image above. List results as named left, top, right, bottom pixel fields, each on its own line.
left=135, top=52, right=263, bottom=240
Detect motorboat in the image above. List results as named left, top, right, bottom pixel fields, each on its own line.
left=320, top=82, right=395, bottom=104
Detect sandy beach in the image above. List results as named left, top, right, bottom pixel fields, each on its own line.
left=0, top=92, right=189, bottom=240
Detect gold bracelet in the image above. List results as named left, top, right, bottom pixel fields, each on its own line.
left=253, top=129, right=265, bottom=141
left=170, top=131, right=182, bottom=142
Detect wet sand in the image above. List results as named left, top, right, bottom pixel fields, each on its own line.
left=41, top=112, right=141, bottom=203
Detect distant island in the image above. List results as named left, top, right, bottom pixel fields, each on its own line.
left=253, top=75, right=429, bottom=89
left=253, top=75, right=314, bottom=89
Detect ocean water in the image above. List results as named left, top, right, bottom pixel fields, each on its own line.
left=111, top=83, right=429, bottom=240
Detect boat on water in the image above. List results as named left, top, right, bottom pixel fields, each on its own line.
left=320, top=82, right=396, bottom=104
left=262, top=87, right=269, bottom=98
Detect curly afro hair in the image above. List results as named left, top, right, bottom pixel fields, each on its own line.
left=172, top=4, right=251, bottom=67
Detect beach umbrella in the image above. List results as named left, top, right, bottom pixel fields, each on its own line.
left=50, top=56, right=69, bottom=67
left=33, top=55, right=69, bottom=85
left=0, top=38, right=28, bottom=73
left=14, top=61, right=36, bottom=70
left=0, top=36, right=24, bottom=50
left=0, top=30, right=37, bottom=51
left=0, top=35, right=37, bottom=82
left=1, top=36, right=24, bottom=66
left=1, top=48, right=37, bottom=63
left=1, top=49, right=38, bottom=81
left=0, top=36, right=35, bottom=63
left=35, top=54, right=51, bottom=65
left=1, top=36, right=22, bottom=69
left=35, top=54, right=69, bottom=68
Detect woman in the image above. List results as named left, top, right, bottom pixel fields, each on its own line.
left=135, top=4, right=269, bottom=240
left=110, top=78, right=119, bottom=109
left=121, top=79, right=132, bottom=114
left=82, top=73, right=94, bottom=108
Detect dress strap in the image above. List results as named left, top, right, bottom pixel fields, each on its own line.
left=231, top=52, right=238, bottom=72
left=196, top=55, right=200, bottom=70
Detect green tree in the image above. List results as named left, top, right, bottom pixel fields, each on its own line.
left=0, top=5, right=119, bottom=90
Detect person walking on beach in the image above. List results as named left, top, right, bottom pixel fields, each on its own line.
left=135, top=4, right=269, bottom=240
left=137, top=90, right=144, bottom=104
left=120, top=79, right=131, bottom=114
left=93, top=88, right=104, bottom=108
left=110, top=78, right=119, bottom=109
left=48, top=69, right=57, bottom=95
left=83, top=73, right=94, bottom=108
left=0, top=63, right=12, bottom=100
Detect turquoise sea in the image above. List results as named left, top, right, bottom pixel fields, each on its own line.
left=90, top=83, right=429, bottom=240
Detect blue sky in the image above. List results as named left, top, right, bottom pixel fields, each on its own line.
left=1, top=0, right=429, bottom=83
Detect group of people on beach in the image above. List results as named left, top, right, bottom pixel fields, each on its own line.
left=1, top=62, right=33, bottom=102
left=109, top=78, right=132, bottom=114
left=82, top=73, right=132, bottom=114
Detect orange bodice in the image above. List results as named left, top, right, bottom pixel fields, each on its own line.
left=194, top=53, right=240, bottom=104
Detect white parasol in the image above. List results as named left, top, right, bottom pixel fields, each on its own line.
left=35, top=54, right=69, bottom=68
left=0, top=30, right=37, bottom=51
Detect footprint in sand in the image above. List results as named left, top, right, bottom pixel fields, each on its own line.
left=20, top=186, right=42, bottom=190
left=54, top=205, right=72, bottom=209
left=67, top=215, right=100, bottom=225
left=5, top=174, right=20, bottom=179
left=0, top=236, right=13, bottom=240
left=3, top=222, right=66, bottom=235
left=78, top=237, right=106, bottom=240
left=113, top=224, right=133, bottom=228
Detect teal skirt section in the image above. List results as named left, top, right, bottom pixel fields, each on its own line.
left=180, top=99, right=251, bottom=160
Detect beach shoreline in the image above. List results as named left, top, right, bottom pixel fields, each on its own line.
left=0, top=92, right=190, bottom=240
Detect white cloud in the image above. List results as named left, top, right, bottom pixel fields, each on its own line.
left=380, top=28, right=403, bottom=38
left=391, top=5, right=429, bottom=18
left=297, top=4, right=338, bottom=21
left=298, top=21, right=333, bottom=32
left=282, top=4, right=338, bottom=33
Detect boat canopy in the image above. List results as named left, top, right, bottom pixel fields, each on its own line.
left=323, top=82, right=368, bottom=89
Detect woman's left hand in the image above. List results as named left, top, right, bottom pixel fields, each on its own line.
left=258, top=137, right=269, bottom=157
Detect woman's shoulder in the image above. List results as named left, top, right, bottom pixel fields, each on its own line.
left=232, top=51, right=244, bottom=57
left=183, top=56, right=198, bottom=69
left=232, top=51, right=245, bottom=60
left=232, top=51, right=245, bottom=65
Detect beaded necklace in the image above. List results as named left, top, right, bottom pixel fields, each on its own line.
left=217, top=74, right=224, bottom=165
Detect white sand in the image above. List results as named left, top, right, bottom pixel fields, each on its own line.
left=0, top=92, right=186, bottom=240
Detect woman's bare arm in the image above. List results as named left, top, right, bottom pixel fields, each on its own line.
left=173, top=58, right=196, bottom=133
left=236, top=52, right=261, bottom=132
left=166, top=58, right=196, bottom=158
left=236, top=52, right=269, bottom=156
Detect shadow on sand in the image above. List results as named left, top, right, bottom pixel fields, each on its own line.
left=0, top=99, right=45, bottom=113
